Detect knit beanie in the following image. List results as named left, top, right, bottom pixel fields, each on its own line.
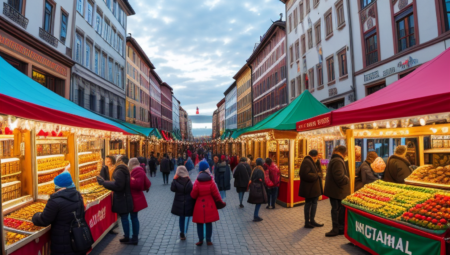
left=256, top=158, right=264, bottom=166
left=54, top=172, right=74, bottom=189
left=199, top=161, right=209, bottom=172
left=128, top=158, right=140, bottom=170
left=366, top=151, right=378, bottom=164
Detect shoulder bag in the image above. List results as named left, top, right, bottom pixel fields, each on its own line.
left=70, top=193, right=94, bottom=253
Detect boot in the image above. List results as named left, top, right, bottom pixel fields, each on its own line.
left=304, top=202, right=314, bottom=228
left=127, top=235, right=138, bottom=245
left=180, top=233, right=186, bottom=240
left=310, top=203, right=324, bottom=227
left=325, top=207, right=340, bottom=237
left=119, top=236, right=129, bottom=243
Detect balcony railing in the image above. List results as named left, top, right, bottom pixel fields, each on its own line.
left=3, top=2, right=29, bottom=29
left=39, top=27, right=58, bottom=47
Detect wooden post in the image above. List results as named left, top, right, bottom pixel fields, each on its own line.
left=346, top=129, right=355, bottom=194
left=418, top=136, right=425, bottom=166
left=289, top=139, right=295, bottom=208
left=127, top=138, right=130, bottom=158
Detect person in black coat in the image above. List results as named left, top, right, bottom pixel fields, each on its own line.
left=33, top=172, right=89, bottom=255
left=324, top=146, right=350, bottom=237
left=355, top=151, right=379, bottom=191
left=299, top=150, right=324, bottom=228
left=177, top=153, right=185, bottom=166
left=248, top=158, right=266, bottom=222
left=100, top=155, right=116, bottom=181
left=148, top=152, right=158, bottom=177
left=234, top=158, right=250, bottom=208
left=383, top=145, right=412, bottom=184
left=214, top=156, right=231, bottom=200
left=160, top=154, right=173, bottom=184
left=171, top=166, right=195, bottom=240
left=97, top=158, right=134, bottom=243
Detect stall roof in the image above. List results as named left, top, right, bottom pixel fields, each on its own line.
left=106, top=117, right=161, bottom=138
left=0, top=56, right=137, bottom=134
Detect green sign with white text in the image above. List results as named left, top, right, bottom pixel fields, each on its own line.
left=347, top=210, right=441, bottom=255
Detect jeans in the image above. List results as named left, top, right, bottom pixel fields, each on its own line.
left=267, top=187, right=279, bottom=207
left=238, top=192, right=245, bottom=205
left=120, top=212, right=139, bottom=238
left=304, top=196, right=319, bottom=223
left=196, top=223, right=212, bottom=242
left=219, top=190, right=226, bottom=199
left=179, top=216, right=191, bottom=234
left=150, top=170, right=156, bottom=177
left=163, top=173, right=169, bottom=184
left=254, top=204, right=261, bottom=218
left=329, top=198, right=345, bottom=232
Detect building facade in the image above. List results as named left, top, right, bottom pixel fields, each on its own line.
left=187, top=117, right=193, bottom=141
left=349, top=0, right=450, bottom=102
left=224, top=82, right=237, bottom=130
left=125, top=36, right=153, bottom=127
left=172, top=96, right=180, bottom=134
left=212, top=109, right=219, bottom=139
left=285, top=0, right=354, bottom=109
left=217, top=98, right=225, bottom=135
left=234, top=64, right=252, bottom=129
left=160, top=82, right=173, bottom=131
left=247, top=21, right=288, bottom=125
left=71, top=0, right=135, bottom=120
left=149, top=69, right=162, bottom=129
left=0, top=0, right=75, bottom=99
left=179, top=106, right=188, bottom=140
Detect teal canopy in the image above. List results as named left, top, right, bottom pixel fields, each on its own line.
left=107, top=117, right=161, bottom=138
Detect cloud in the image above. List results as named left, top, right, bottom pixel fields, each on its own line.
left=127, top=0, right=285, bottom=116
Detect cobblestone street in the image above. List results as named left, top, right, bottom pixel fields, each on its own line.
left=90, top=167, right=368, bottom=255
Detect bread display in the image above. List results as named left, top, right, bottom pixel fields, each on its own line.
left=406, top=165, right=450, bottom=185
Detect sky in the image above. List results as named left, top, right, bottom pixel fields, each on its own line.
left=127, top=0, right=285, bottom=116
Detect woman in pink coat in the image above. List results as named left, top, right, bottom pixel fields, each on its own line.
left=128, top=158, right=151, bottom=245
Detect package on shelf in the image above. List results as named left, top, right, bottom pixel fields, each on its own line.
left=2, top=182, right=21, bottom=203
left=78, top=152, right=101, bottom=164
left=37, top=156, right=69, bottom=171
left=0, top=139, right=14, bottom=158
left=38, top=170, right=64, bottom=184
left=1, top=159, right=20, bottom=175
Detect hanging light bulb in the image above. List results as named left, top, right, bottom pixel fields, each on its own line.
left=430, top=128, right=438, bottom=133
left=420, top=118, right=426, bottom=126
left=386, top=122, right=391, bottom=129
left=373, top=122, right=377, bottom=128
left=442, top=127, right=449, bottom=134
left=392, top=121, right=398, bottom=129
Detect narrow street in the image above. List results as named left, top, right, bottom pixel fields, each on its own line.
left=90, top=166, right=368, bottom=255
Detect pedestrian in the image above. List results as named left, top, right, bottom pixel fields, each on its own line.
left=177, top=153, right=185, bottom=167
left=214, top=155, right=231, bottom=200
left=191, top=161, right=225, bottom=246
left=96, top=156, right=134, bottom=243
left=355, top=151, right=379, bottom=191
left=324, top=146, right=350, bottom=237
left=233, top=157, right=250, bottom=208
left=247, top=158, right=267, bottom=222
left=299, top=150, right=324, bottom=228
left=247, top=155, right=256, bottom=170
left=127, top=158, right=151, bottom=245
left=160, top=154, right=173, bottom=185
left=148, top=152, right=158, bottom=177
left=171, top=166, right=195, bottom=240
left=185, top=157, right=195, bottom=171
left=100, top=155, right=116, bottom=181
left=264, top=158, right=280, bottom=209
left=170, top=153, right=177, bottom=172
left=383, top=145, right=412, bottom=184
left=32, top=172, right=91, bottom=255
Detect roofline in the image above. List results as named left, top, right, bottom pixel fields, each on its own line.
left=150, top=69, right=163, bottom=84
left=161, top=82, right=173, bottom=90
left=223, top=81, right=237, bottom=96
left=216, top=98, right=225, bottom=107
left=246, top=21, right=286, bottom=64
left=233, top=63, right=251, bottom=80
left=126, top=36, right=155, bottom=69
left=121, top=0, right=136, bottom=15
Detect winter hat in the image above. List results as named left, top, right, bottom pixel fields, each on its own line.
left=54, top=172, right=74, bottom=189
left=128, top=158, right=140, bottom=170
left=366, top=151, right=378, bottom=164
left=199, top=161, right=209, bottom=172
left=175, top=166, right=189, bottom=178
left=256, top=158, right=264, bottom=166
left=221, top=155, right=226, bottom=162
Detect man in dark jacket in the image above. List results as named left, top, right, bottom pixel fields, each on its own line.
left=100, top=155, right=116, bottom=181
left=215, top=155, right=231, bottom=200
left=33, top=172, right=89, bottom=255
left=148, top=152, right=158, bottom=177
left=299, top=150, right=324, bottom=228
left=383, top=145, right=412, bottom=183
left=234, top=157, right=250, bottom=208
left=97, top=157, right=134, bottom=243
left=160, top=154, right=173, bottom=184
left=324, top=146, right=350, bottom=237
left=355, top=151, right=379, bottom=191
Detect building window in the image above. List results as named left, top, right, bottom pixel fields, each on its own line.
left=367, top=83, right=386, bottom=95
left=299, top=2, right=304, bottom=22
left=108, top=58, right=113, bottom=82
left=314, top=20, right=321, bottom=45
left=445, top=0, right=450, bottom=31
left=114, top=63, right=119, bottom=85
left=337, top=49, right=348, bottom=78
left=89, top=94, right=96, bottom=111
left=95, top=10, right=102, bottom=34
left=295, top=40, right=300, bottom=60
left=326, top=99, right=345, bottom=110
left=8, top=0, right=23, bottom=13
left=118, top=36, right=123, bottom=56
left=326, top=56, right=335, bottom=82
left=94, top=49, right=99, bottom=74
left=313, top=0, right=319, bottom=8
left=396, top=10, right=416, bottom=52
left=86, top=1, right=93, bottom=25
left=289, top=45, right=294, bottom=65
left=101, top=54, right=106, bottom=78
left=307, top=28, right=313, bottom=49
left=76, top=0, right=83, bottom=15
left=360, top=0, right=373, bottom=10
left=336, top=1, right=345, bottom=28
left=75, top=33, right=83, bottom=64
left=296, top=75, right=302, bottom=95
left=109, top=102, right=114, bottom=117
left=293, top=8, right=298, bottom=29
left=44, top=1, right=53, bottom=33
left=78, top=88, right=84, bottom=106
left=117, top=105, right=122, bottom=119
left=100, top=96, right=105, bottom=114
left=309, top=68, right=315, bottom=90
left=301, top=35, right=306, bottom=55
left=325, top=9, right=333, bottom=38
left=317, top=64, right=323, bottom=86
left=289, top=13, right=292, bottom=33
left=85, top=42, right=92, bottom=69
left=304, top=73, right=309, bottom=90
left=365, top=31, right=378, bottom=66
left=306, top=0, right=310, bottom=14
left=60, top=12, right=68, bottom=44
left=290, top=79, right=295, bottom=100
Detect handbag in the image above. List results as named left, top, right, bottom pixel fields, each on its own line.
left=70, top=193, right=94, bottom=252
left=215, top=200, right=226, bottom=209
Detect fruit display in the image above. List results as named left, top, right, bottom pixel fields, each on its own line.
left=79, top=152, right=101, bottom=164
left=406, top=165, right=450, bottom=185
left=8, top=202, right=46, bottom=221
left=5, top=231, right=28, bottom=246
left=38, top=170, right=63, bottom=184
left=399, top=193, right=450, bottom=230
left=38, top=182, right=55, bottom=195
left=4, top=217, right=44, bottom=232
left=37, top=156, right=69, bottom=171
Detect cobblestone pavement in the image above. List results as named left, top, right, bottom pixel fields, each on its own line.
left=90, top=166, right=369, bottom=255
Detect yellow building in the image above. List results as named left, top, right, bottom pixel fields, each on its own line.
left=234, top=64, right=252, bottom=129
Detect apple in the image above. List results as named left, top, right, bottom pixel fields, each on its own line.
left=440, top=219, right=447, bottom=224
left=415, top=214, right=422, bottom=219
left=408, top=213, right=414, bottom=217
left=427, top=217, right=432, bottom=221
left=416, top=204, right=422, bottom=209
left=432, top=219, right=438, bottom=224
left=421, top=216, right=426, bottom=220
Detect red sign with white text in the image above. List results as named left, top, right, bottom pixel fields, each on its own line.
left=10, top=231, right=51, bottom=255
left=296, top=113, right=332, bottom=131
left=84, top=194, right=117, bottom=242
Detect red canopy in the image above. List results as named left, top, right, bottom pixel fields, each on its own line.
left=297, top=47, right=450, bottom=130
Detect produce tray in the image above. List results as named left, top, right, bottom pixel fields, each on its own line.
left=405, top=179, right=450, bottom=190
left=341, top=200, right=401, bottom=219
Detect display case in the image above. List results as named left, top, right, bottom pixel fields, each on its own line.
left=279, top=140, right=290, bottom=180
left=268, top=141, right=277, bottom=165
left=293, top=139, right=304, bottom=180
left=109, top=139, right=126, bottom=156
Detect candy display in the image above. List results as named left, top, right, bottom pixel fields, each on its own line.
left=80, top=183, right=110, bottom=204
left=38, top=182, right=55, bottom=195
left=1, top=159, right=20, bottom=175
left=38, top=170, right=64, bottom=184
left=79, top=152, right=101, bottom=164
left=8, top=202, right=46, bottom=221
left=5, top=231, right=28, bottom=246
left=109, top=149, right=125, bottom=155
left=4, top=217, right=44, bottom=232
left=406, top=165, right=450, bottom=185
left=371, top=157, right=387, bottom=173
left=37, top=156, right=69, bottom=171
left=2, top=182, right=21, bottom=203
left=0, top=139, right=14, bottom=158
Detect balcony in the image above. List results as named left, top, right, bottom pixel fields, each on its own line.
left=3, top=2, right=29, bottom=29
left=39, top=27, right=58, bottom=47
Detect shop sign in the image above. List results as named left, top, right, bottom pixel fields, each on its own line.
left=365, top=56, right=419, bottom=83
left=296, top=113, right=331, bottom=131
left=329, top=88, right=337, bottom=97
left=0, top=32, right=67, bottom=76
left=84, top=194, right=117, bottom=242
left=398, top=56, right=419, bottom=70
left=347, top=210, right=441, bottom=255
left=364, top=71, right=379, bottom=82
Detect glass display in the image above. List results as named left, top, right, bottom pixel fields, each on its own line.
left=279, top=140, right=289, bottom=179
left=268, top=141, right=277, bottom=165
left=294, top=139, right=304, bottom=180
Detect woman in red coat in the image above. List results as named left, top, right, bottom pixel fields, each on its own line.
left=191, top=161, right=225, bottom=246
left=128, top=158, right=151, bottom=245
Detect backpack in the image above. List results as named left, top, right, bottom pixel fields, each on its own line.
left=217, top=164, right=226, bottom=173
left=70, top=193, right=94, bottom=252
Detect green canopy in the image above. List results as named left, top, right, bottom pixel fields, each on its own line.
left=107, top=117, right=161, bottom=138
left=232, top=91, right=330, bottom=138
left=220, top=129, right=236, bottom=140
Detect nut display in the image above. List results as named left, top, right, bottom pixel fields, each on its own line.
left=80, top=183, right=110, bottom=204
left=37, top=156, right=69, bottom=171
left=406, top=165, right=450, bottom=184
left=79, top=152, right=101, bottom=164
left=5, top=231, right=28, bottom=246
left=38, top=183, right=55, bottom=195
left=8, top=202, right=46, bottom=221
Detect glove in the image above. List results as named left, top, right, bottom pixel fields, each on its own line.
left=96, top=176, right=105, bottom=185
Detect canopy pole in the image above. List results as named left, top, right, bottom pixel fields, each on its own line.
left=346, top=129, right=355, bottom=194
